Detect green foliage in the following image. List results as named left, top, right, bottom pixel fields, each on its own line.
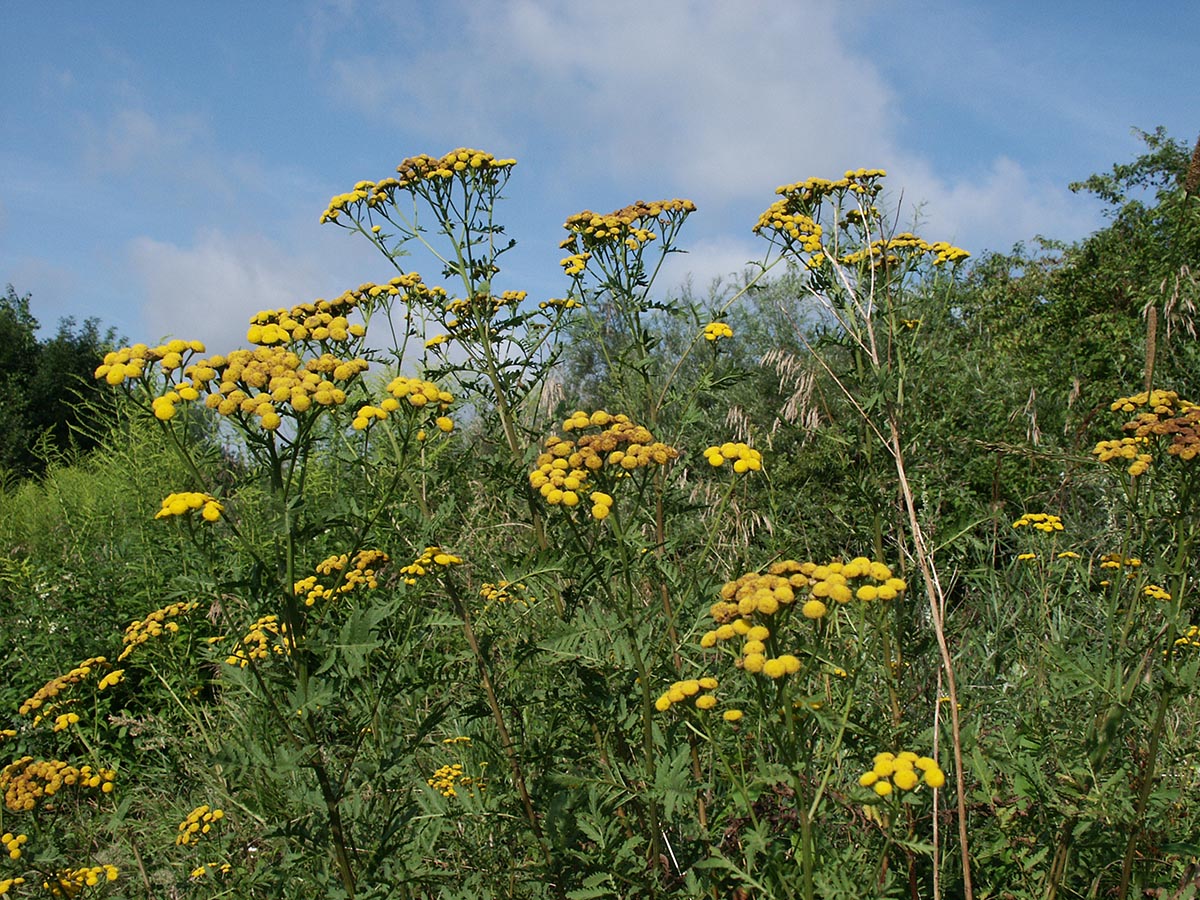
left=2, top=134, right=1199, bottom=900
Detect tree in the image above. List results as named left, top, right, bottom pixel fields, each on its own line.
left=0, top=285, right=121, bottom=481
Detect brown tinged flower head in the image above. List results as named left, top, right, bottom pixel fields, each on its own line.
left=561, top=199, right=695, bottom=255
left=119, top=600, right=199, bottom=661
left=1094, top=388, right=1200, bottom=475
left=528, top=411, right=679, bottom=520
left=19, top=657, right=110, bottom=717
left=701, top=558, right=906, bottom=677
left=223, top=615, right=289, bottom=668
left=1, top=757, right=116, bottom=813
left=320, top=149, right=516, bottom=224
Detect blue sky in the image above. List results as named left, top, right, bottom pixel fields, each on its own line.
left=2, top=1, right=1198, bottom=353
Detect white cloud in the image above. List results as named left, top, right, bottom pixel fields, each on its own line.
left=129, top=228, right=377, bottom=353
left=317, top=0, right=1093, bottom=265
left=884, top=155, right=1104, bottom=255
left=81, top=107, right=208, bottom=177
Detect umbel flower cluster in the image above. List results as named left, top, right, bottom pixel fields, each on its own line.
left=96, top=309, right=381, bottom=432
left=19, top=656, right=110, bottom=717
left=155, top=492, right=223, bottom=522
left=426, top=762, right=484, bottom=798
left=1094, top=389, right=1200, bottom=475
left=2, top=831, right=28, bottom=861
left=1, top=757, right=116, bottom=813
left=753, top=169, right=969, bottom=270
left=245, top=287, right=375, bottom=346
left=560, top=198, right=696, bottom=255
left=703, top=441, right=763, bottom=473
left=529, top=411, right=679, bottom=520
left=119, top=601, right=199, bottom=661
left=839, top=233, right=971, bottom=269
left=43, top=866, right=119, bottom=897
left=294, top=550, right=390, bottom=607
left=1012, top=512, right=1064, bottom=533
left=479, top=580, right=533, bottom=606
left=654, top=676, right=720, bottom=712
left=400, top=547, right=463, bottom=585
left=176, top=804, right=225, bottom=846
left=858, top=750, right=946, bottom=796
left=707, top=558, right=906, bottom=631
left=320, top=148, right=517, bottom=224
left=703, top=322, right=733, bottom=342
left=352, top=376, right=454, bottom=433
left=223, top=615, right=288, bottom=668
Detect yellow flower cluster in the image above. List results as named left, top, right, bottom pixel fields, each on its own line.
left=352, top=377, right=454, bottom=432
left=560, top=199, right=696, bottom=254
left=1109, top=388, right=1195, bottom=415
left=529, top=412, right=679, bottom=519
left=703, top=322, right=733, bottom=342
left=52, top=712, right=80, bottom=733
left=1093, top=435, right=1154, bottom=475
left=654, top=676, right=719, bottom=712
left=560, top=252, right=591, bottom=276
left=223, top=616, right=288, bottom=667
left=1012, top=512, right=1064, bottom=533
left=2, top=832, right=27, bottom=861
left=189, top=862, right=232, bottom=879
left=294, top=550, right=390, bottom=607
left=155, top=492, right=223, bottom=522
left=176, top=805, right=225, bottom=846
left=440, top=290, right=527, bottom=332
left=754, top=171, right=887, bottom=256
left=19, top=656, right=109, bottom=716
left=94, top=339, right=207, bottom=387
left=539, top=297, right=583, bottom=311
left=708, top=558, right=905, bottom=631
left=119, top=601, right=199, bottom=661
left=245, top=286, right=382, bottom=346
left=703, top=441, right=763, bottom=473
left=839, top=233, right=970, bottom=268
left=319, top=149, right=516, bottom=223
left=776, top=171, right=888, bottom=206
left=752, top=202, right=824, bottom=252
left=858, top=751, right=945, bottom=796
left=43, top=866, right=119, bottom=897
left=0, top=877, right=26, bottom=895
left=1, top=757, right=116, bottom=813
left=1099, top=553, right=1141, bottom=570
left=401, top=547, right=463, bottom=585
left=193, top=347, right=368, bottom=430
left=1174, top=625, right=1200, bottom=651
left=480, top=581, right=533, bottom=605
left=426, top=762, right=484, bottom=798
left=1143, top=584, right=1172, bottom=601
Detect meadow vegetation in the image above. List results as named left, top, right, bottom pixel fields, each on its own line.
left=1, top=128, right=1199, bottom=899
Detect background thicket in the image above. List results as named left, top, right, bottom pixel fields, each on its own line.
left=0, top=129, right=1197, bottom=900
